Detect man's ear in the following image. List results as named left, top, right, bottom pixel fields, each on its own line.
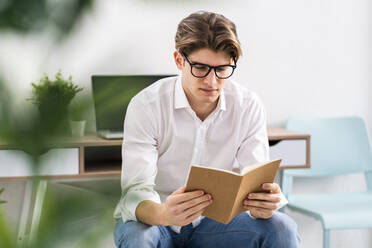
left=173, top=50, right=184, bottom=70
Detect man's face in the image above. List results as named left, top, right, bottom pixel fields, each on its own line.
left=174, top=48, right=233, bottom=106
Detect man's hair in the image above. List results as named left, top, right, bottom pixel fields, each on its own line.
left=175, top=11, right=242, bottom=61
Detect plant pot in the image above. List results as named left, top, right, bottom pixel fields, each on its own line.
left=69, top=120, right=86, bottom=137
left=39, top=104, right=70, bottom=135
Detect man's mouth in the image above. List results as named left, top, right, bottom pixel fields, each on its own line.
left=200, top=88, right=217, bottom=93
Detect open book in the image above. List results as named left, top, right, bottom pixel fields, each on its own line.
left=185, top=159, right=281, bottom=224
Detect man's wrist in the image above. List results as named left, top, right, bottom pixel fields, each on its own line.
left=136, top=200, right=169, bottom=226
left=158, top=203, right=169, bottom=226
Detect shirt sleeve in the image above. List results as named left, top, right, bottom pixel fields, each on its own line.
left=235, top=94, right=270, bottom=169
left=115, top=97, right=161, bottom=223
left=235, top=94, right=288, bottom=216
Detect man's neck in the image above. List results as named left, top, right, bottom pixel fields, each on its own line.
left=189, top=98, right=218, bottom=121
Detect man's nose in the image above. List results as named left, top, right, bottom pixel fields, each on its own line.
left=203, top=69, right=217, bottom=87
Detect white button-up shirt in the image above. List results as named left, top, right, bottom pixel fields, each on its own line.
left=114, top=75, right=287, bottom=233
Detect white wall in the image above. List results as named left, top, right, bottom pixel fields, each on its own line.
left=0, top=0, right=371, bottom=247
left=1, top=0, right=371, bottom=135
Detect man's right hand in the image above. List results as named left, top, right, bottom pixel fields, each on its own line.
left=161, top=186, right=212, bottom=226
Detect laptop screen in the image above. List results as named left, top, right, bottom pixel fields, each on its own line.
left=91, top=75, right=174, bottom=132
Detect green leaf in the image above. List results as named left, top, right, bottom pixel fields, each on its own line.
left=28, top=70, right=83, bottom=108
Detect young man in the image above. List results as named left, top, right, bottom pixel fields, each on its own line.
left=114, top=11, right=300, bottom=248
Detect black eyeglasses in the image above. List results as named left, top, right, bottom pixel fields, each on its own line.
left=182, top=52, right=236, bottom=79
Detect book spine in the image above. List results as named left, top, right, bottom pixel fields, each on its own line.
left=225, top=176, right=244, bottom=223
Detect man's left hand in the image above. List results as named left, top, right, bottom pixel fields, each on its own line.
left=243, top=183, right=282, bottom=219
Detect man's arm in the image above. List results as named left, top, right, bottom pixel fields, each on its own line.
left=118, top=97, right=212, bottom=226
left=117, top=97, right=161, bottom=223
left=136, top=201, right=166, bottom=226
left=235, top=94, right=287, bottom=219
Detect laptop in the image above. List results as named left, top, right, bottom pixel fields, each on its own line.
left=91, top=75, right=174, bottom=139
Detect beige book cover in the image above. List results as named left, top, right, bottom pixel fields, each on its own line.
left=185, top=159, right=282, bottom=224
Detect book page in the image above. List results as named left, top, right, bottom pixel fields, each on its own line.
left=188, top=165, right=241, bottom=176
left=240, top=162, right=268, bottom=175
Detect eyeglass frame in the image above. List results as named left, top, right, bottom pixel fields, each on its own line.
left=181, top=52, right=237, bottom=79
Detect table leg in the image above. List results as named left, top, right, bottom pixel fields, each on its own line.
left=28, top=180, right=48, bottom=246
left=16, top=181, right=33, bottom=247
left=16, top=180, right=48, bottom=247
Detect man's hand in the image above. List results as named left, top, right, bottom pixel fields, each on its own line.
left=243, top=183, right=282, bottom=219
left=161, top=186, right=212, bottom=226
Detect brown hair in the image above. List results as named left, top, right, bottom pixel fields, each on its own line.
left=175, top=11, right=242, bottom=61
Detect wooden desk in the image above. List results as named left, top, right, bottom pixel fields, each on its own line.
left=0, top=128, right=310, bottom=180
left=268, top=127, right=310, bottom=169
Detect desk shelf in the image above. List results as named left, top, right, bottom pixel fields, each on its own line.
left=84, top=146, right=121, bottom=173
left=0, top=128, right=310, bottom=180
left=267, top=127, right=310, bottom=169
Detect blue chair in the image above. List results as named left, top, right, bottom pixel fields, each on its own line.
left=282, top=116, right=372, bottom=248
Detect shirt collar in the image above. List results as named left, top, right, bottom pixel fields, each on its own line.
left=218, top=88, right=226, bottom=111
left=174, top=75, right=227, bottom=112
left=174, top=76, right=191, bottom=109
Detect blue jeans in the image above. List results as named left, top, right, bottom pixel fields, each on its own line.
left=114, top=212, right=301, bottom=248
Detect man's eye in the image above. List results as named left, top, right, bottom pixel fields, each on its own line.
left=216, top=66, right=229, bottom=72
left=194, top=65, right=209, bottom=71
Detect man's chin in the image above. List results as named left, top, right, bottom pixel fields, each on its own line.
left=199, top=95, right=219, bottom=104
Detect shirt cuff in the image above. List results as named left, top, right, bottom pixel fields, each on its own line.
left=278, top=191, right=288, bottom=209
left=246, top=210, right=256, bottom=219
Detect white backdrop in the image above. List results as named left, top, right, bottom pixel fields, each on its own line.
left=1, top=0, right=371, bottom=137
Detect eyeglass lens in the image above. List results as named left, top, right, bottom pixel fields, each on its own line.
left=192, top=64, right=234, bottom=79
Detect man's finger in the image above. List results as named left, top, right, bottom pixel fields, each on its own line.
left=247, top=192, right=281, bottom=202
left=186, top=209, right=204, bottom=221
left=182, top=196, right=212, bottom=217
left=244, top=199, right=278, bottom=210
left=178, top=194, right=211, bottom=210
left=262, top=183, right=281, bottom=193
left=170, top=190, right=205, bottom=204
left=171, top=186, right=187, bottom=195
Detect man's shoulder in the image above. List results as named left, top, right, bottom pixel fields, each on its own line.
left=132, top=75, right=178, bottom=105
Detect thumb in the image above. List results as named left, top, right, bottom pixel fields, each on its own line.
left=171, top=186, right=186, bottom=195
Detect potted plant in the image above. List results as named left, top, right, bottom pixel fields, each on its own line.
left=29, top=71, right=83, bottom=135
left=68, top=101, right=86, bottom=137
